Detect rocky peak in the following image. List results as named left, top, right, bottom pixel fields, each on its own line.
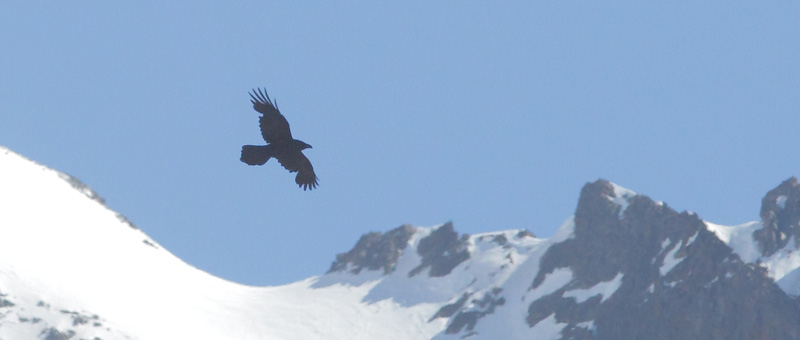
left=532, top=179, right=700, bottom=291
left=524, top=179, right=800, bottom=340
left=327, top=224, right=416, bottom=274
left=753, top=177, right=800, bottom=256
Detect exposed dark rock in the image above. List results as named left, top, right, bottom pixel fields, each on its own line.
left=474, top=292, right=505, bottom=314
left=41, top=328, right=75, bottom=340
left=58, top=173, right=105, bottom=206
left=0, top=292, right=13, bottom=308
left=116, top=213, right=139, bottom=230
left=327, top=224, right=416, bottom=274
left=441, top=288, right=505, bottom=334
left=408, top=222, right=470, bottom=277
left=531, top=179, right=682, bottom=290
left=491, top=234, right=508, bottom=247
left=753, top=177, right=800, bottom=256
left=525, top=179, right=800, bottom=340
left=516, top=229, right=535, bottom=239
left=59, top=309, right=92, bottom=326
left=561, top=324, right=595, bottom=340
left=430, top=293, right=471, bottom=321
left=445, top=311, right=481, bottom=334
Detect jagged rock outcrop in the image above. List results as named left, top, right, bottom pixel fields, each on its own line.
left=526, top=179, right=800, bottom=340
left=323, top=178, right=800, bottom=340
left=754, top=177, right=800, bottom=256
left=328, top=224, right=416, bottom=274
left=409, top=222, right=470, bottom=277
left=443, top=288, right=505, bottom=334
left=328, top=222, right=472, bottom=278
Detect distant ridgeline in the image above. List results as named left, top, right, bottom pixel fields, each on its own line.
left=3, top=145, right=800, bottom=339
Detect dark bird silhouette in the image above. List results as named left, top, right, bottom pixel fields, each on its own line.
left=240, top=88, right=318, bottom=190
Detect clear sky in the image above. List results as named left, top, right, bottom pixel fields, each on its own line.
left=1, top=2, right=798, bottom=286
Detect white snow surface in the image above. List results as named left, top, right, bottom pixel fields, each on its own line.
left=608, top=182, right=636, bottom=218
left=659, top=232, right=697, bottom=277
left=660, top=240, right=683, bottom=276
left=0, top=147, right=448, bottom=340
left=777, top=195, right=788, bottom=209
left=0, top=146, right=577, bottom=340
left=705, top=221, right=762, bottom=263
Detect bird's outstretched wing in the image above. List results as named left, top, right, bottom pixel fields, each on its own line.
left=275, top=151, right=318, bottom=191
left=250, top=88, right=293, bottom=144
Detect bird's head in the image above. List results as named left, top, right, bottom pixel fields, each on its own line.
left=295, top=140, right=313, bottom=150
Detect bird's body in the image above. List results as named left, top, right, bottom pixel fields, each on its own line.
left=240, top=88, right=318, bottom=190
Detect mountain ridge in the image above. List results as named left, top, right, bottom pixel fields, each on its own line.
left=2, top=145, right=800, bottom=339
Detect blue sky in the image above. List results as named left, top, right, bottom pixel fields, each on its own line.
left=2, top=2, right=799, bottom=286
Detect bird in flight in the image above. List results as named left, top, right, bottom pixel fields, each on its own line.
left=240, top=88, right=318, bottom=190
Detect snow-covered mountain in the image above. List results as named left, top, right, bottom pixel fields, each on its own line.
left=2, top=145, right=800, bottom=340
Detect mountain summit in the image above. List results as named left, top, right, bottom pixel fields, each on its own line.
left=2, top=146, right=800, bottom=339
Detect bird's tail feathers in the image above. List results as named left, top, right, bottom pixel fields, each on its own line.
left=240, top=145, right=273, bottom=165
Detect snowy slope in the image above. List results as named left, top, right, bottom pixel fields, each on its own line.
left=0, top=146, right=554, bottom=339
left=0, top=146, right=450, bottom=339
left=706, top=220, right=800, bottom=296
